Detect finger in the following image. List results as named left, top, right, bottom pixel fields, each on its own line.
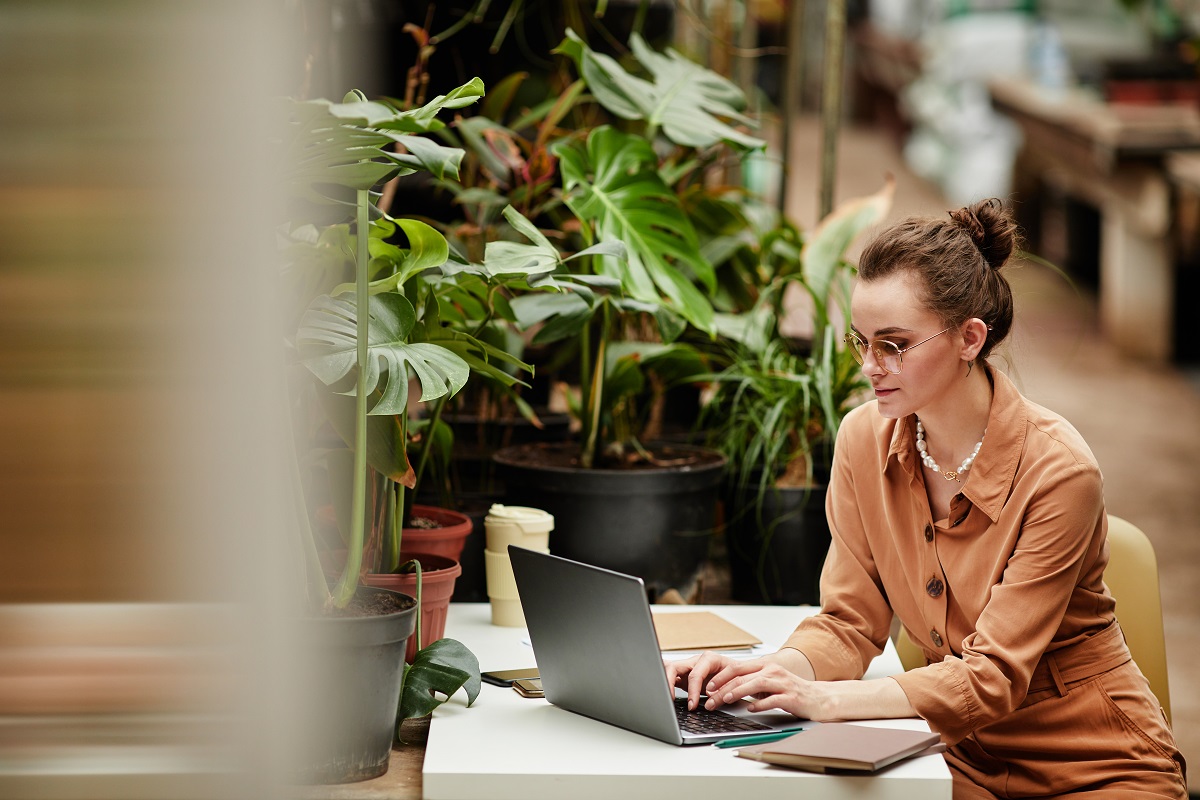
left=716, top=671, right=777, bottom=706
left=663, top=662, right=680, bottom=689
left=705, top=658, right=762, bottom=698
left=687, top=656, right=723, bottom=709
left=745, top=694, right=785, bottom=713
left=686, top=652, right=732, bottom=710
left=724, top=672, right=798, bottom=714
left=664, top=656, right=698, bottom=691
left=704, top=661, right=761, bottom=709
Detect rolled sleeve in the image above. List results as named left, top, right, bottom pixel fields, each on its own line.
left=782, top=411, right=891, bottom=680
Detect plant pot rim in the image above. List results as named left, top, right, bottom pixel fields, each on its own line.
left=381, top=551, right=462, bottom=574
left=493, top=441, right=726, bottom=476
left=300, top=585, right=416, bottom=621
left=441, top=408, right=572, bottom=425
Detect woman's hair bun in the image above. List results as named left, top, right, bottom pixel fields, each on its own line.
left=948, top=198, right=1016, bottom=271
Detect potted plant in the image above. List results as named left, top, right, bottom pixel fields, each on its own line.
left=297, top=78, right=581, bottom=632
left=696, top=182, right=894, bottom=604
left=478, top=29, right=770, bottom=599
left=281, top=81, right=547, bottom=782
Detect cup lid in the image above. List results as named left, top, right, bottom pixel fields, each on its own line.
left=487, top=503, right=552, bottom=521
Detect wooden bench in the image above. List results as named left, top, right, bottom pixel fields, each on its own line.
left=989, top=76, right=1200, bottom=362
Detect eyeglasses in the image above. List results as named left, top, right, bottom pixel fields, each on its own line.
left=844, top=327, right=951, bottom=374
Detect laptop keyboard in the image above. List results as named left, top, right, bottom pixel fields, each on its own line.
left=673, top=698, right=774, bottom=735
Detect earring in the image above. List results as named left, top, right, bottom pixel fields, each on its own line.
left=966, top=360, right=975, bottom=377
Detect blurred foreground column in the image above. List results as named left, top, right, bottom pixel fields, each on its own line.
left=0, top=2, right=294, bottom=798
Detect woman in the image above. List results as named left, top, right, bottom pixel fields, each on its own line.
left=668, top=199, right=1186, bottom=798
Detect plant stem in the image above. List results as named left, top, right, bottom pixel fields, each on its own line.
left=777, top=0, right=806, bottom=213
left=578, top=308, right=593, bottom=465
left=581, top=301, right=609, bottom=469
left=393, top=410, right=409, bottom=557
left=286, top=393, right=330, bottom=609
left=333, top=188, right=372, bottom=608
left=430, top=0, right=491, bottom=44
left=490, top=0, right=522, bottom=53
left=412, top=393, right=448, bottom=500
left=819, top=0, right=846, bottom=219
left=386, top=478, right=400, bottom=574
left=413, top=560, right=424, bottom=652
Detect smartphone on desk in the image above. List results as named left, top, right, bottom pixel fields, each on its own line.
left=512, top=678, right=544, bottom=698
left=481, top=667, right=540, bottom=687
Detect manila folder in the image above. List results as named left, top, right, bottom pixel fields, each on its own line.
left=736, top=723, right=942, bottom=773
left=651, top=611, right=761, bottom=652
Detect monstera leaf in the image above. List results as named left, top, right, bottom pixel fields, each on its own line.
left=554, top=126, right=714, bottom=333
left=555, top=29, right=764, bottom=151
left=283, top=80, right=484, bottom=207
left=482, top=205, right=626, bottom=278
left=397, top=638, right=481, bottom=722
left=327, top=217, right=450, bottom=297
left=298, top=292, right=469, bottom=416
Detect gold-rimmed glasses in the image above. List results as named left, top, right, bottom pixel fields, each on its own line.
left=844, top=327, right=951, bottom=374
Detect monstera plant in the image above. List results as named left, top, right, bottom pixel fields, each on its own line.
left=279, top=81, right=578, bottom=778
left=465, top=29, right=773, bottom=599
left=498, top=29, right=768, bottom=468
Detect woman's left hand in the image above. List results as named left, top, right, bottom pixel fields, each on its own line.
left=704, top=657, right=827, bottom=719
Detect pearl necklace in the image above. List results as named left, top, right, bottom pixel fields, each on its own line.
left=915, top=418, right=984, bottom=482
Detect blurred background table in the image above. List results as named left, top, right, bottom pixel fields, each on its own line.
left=989, top=76, right=1200, bottom=363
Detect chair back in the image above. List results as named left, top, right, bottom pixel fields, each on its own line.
left=1103, top=515, right=1171, bottom=723
left=892, top=514, right=1170, bottom=724
left=895, top=624, right=924, bottom=672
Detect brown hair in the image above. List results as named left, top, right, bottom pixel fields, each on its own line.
left=856, top=198, right=1018, bottom=361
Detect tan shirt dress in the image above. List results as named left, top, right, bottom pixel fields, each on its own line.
left=783, top=367, right=1186, bottom=798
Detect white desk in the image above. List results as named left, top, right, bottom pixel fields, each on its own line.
left=424, top=604, right=952, bottom=800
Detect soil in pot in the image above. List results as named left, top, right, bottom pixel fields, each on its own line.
left=313, top=504, right=472, bottom=564
left=401, top=505, right=472, bottom=563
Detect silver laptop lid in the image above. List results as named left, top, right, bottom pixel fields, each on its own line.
left=509, top=547, right=799, bottom=746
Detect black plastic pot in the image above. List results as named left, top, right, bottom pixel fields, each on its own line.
left=724, top=483, right=830, bottom=606
left=293, top=586, right=417, bottom=785
left=493, top=442, right=726, bottom=600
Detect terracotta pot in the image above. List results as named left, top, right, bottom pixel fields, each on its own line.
left=401, top=505, right=472, bottom=562
left=313, top=504, right=471, bottom=564
left=363, top=552, right=462, bottom=662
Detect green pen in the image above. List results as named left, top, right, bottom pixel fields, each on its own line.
left=713, top=727, right=807, bottom=749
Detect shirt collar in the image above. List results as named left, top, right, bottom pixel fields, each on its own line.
left=884, top=364, right=1026, bottom=523
left=962, top=366, right=1025, bottom=522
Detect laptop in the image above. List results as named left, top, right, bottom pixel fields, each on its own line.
left=509, top=546, right=810, bottom=745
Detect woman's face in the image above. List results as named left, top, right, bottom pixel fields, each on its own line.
left=849, top=271, right=964, bottom=420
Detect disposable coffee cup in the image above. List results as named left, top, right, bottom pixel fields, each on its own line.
left=484, top=549, right=520, bottom=600
left=485, top=546, right=549, bottom=627
left=484, top=504, right=554, bottom=553
left=489, top=597, right=526, bottom=628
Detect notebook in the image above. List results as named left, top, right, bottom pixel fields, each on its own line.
left=735, top=723, right=943, bottom=773
left=509, top=546, right=807, bottom=746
